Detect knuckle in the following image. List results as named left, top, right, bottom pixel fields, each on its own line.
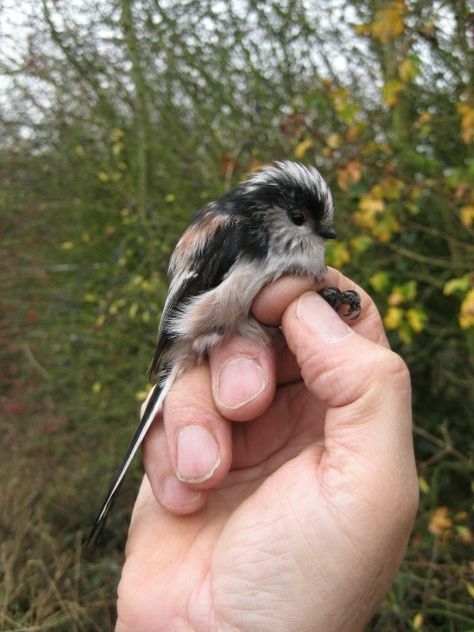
left=377, top=349, right=411, bottom=389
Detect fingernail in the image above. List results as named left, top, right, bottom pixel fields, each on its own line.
left=297, top=292, right=352, bottom=342
left=161, top=475, right=202, bottom=507
left=176, top=425, right=220, bottom=483
left=217, top=356, right=265, bottom=409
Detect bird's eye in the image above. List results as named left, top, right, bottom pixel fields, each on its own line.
left=288, top=209, right=306, bottom=226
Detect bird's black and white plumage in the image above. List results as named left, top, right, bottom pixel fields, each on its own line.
left=87, top=161, right=360, bottom=544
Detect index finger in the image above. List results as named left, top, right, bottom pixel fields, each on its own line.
left=251, top=267, right=390, bottom=348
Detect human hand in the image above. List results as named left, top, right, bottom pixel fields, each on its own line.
left=116, top=269, right=418, bottom=632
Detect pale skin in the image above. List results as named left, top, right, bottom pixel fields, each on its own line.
left=116, top=269, right=419, bottom=632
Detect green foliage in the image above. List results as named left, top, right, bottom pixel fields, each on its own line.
left=1, top=0, right=472, bottom=629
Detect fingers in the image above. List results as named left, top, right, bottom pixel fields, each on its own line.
left=143, top=270, right=396, bottom=516
left=281, top=290, right=418, bottom=532
left=142, top=414, right=208, bottom=515
left=163, top=364, right=231, bottom=487
left=281, top=290, right=408, bottom=405
left=209, top=335, right=276, bottom=421
left=142, top=364, right=226, bottom=513
left=143, top=337, right=276, bottom=512
left=251, top=268, right=390, bottom=386
left=281, top=291, right=416, bottom=486
left=252, top=267, right=390, bottom=348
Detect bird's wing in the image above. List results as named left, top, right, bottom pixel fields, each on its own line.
left=87, top=210, right=246, bottom=545
left=148, top=208, right=244, bottom=379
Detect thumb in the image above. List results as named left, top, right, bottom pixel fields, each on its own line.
left=282, top=290, right=410, bottom=410
left=281, top=291, right=416, bottom=485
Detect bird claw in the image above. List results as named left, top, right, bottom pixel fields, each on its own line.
left=318, top=287, right=361, bottom=319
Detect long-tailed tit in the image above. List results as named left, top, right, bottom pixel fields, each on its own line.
left=87, top=161, right=360, bottom=544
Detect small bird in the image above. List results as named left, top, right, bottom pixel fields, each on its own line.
left=87, top=161, right=360, bottom=544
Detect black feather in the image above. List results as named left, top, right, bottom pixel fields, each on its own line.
left=148, top=215, right=268, bottom=379
left=86, top=381, right=164, bottom=547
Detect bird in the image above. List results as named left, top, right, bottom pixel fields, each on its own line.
left=87, top=160, right=360, bottom=544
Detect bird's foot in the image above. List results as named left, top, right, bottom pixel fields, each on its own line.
left=318, top=287, right=361, bottom=319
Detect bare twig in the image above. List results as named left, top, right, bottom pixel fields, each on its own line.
left=414, top=424, right=472, bottom=467
left=21, top=343, right=51, bottom=380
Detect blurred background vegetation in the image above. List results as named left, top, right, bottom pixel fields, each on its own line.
left=1, top=0, right=473, bottom=629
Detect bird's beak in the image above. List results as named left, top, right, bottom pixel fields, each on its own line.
left=320, top=227, right=337, bottom=239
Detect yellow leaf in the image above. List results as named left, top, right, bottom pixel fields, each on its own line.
left=359, top=195, right=385, bottom=215
left=459, top=289, right=474, bottom=329
left=388, top=289, right=404, bottom=306
left=405, top=280, right=417, bottom=300
left=413, top=613, right=424, bottom=630
left=97, top=171, right=109, bottom=183
left=353, top=23, right=369, bottom=36
left=382, top=80, right=405, bottom=108
left=399, top=57, right=419, bottom=82
left=353, top=188, right=402, bottom=239
left=384, top=306, right=404, bottom=330
left=109, top=299, right=125, bottom=315
left=379, top=177, right=404, bottom=200
left=398, top=324, right=412, bottom=344
left=325, top=242, right=350, bottom=268
left=370, top=271, right=390, bottom=292
left=326, top=133, right=342, bottom=149
left=61, top=241, right=74, bottom=250
left=418, top=112, right=432, bottom=124
left=406, top=202, right=420, bottom=215
left=372, top=214, right=400, bottom=241
left=337, top=160, right=362, bottom=191
left=368, top=1, right=406, bottom=44
left=112, top=142, right=124, bottom=156
left=456, top=526, right=473, bottom=545
left=110, top=128, right=124, bottom=141
left=429, top=506, right=453, bottom=539
left=95, top=313, right=106, bottom=328
left=458, top=102, right=474, bottom=144
left=346, top=125, right=361, bottom=142
left=460, top=205, right=474, bottom=227
left=418, top=476, right=430, bottom=494
left=389, top=280, right=416, bottom=304
left=92, top=381, right=102, bottom=394
left=130, top=274, right=144, bottom=287
left=443, top=275, right=470, bottom=296
left=407, top=307, right=427, bottom=333
left=466, top=582, right=474, bottom=599
left=350, top=235, right=372, bottom=253
left=294, top=138, right=314, bottom=159
left=83, top=293, right=97, bottom=303
left=165, top=193, right=176, bottom=202
left=135, top=389, right=149, bottom=402
left=128, top=302, right=139, bottom=319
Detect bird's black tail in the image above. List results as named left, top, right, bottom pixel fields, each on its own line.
left=86, top=381, right=166, bottom=547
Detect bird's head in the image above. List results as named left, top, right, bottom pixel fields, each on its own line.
left=242, top=161, right=336, bottom=253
